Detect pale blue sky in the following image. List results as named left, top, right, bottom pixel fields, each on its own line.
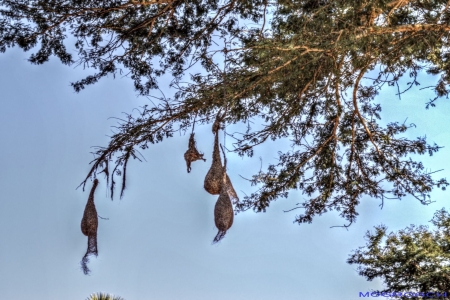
left=1, top=35, right=450, bottom=300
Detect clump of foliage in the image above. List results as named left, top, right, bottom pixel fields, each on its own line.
left=348, top=208, right=450, bottom=299
left=86, top=292, right=125, bottom=300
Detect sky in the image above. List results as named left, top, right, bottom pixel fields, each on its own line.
left=1, top=24, right=450, bottom=300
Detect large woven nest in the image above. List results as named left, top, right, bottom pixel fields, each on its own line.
left=80, top=178, right=99, bottom=275
left=184, top=133, right=206, bottom=173
left=213, top=178, right=234, bottom=244
left=204, top=131, right=240, bottom=205
left=204, top=132, right=225, bottom=194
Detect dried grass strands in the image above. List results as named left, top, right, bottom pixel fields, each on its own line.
left=204, top=132, right=224, bottom=194
left=212, top=176, right=234, bottom=244
left=80, top=178, right=99, bottom=275
left=184, top=133, right=206, bottom=173
left=212, top=111, right=225, bottom=134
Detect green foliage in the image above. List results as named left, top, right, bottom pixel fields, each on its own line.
left=348, top=208, right=450, bottom=298
left=2, top=0, right=450, bottom=226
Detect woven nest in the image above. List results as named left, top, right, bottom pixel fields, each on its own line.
left=213, top=181, right=234, bottom=244
left=204, top=132, right=240, bottom=205
left=204, top=132, right=225, bottom=194
left=184, top=133, right=206, bottom=173
left=80, top=178, right=99, bottom=275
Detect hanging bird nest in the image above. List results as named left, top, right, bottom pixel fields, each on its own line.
left=204, top=131, right=240, bottom=206
left=184, top=133, right=206, bottom=173
left=80, top=178, right=99, bottom=275
left=204, top=132, right=225, bottom=195
left=212, top=175, right=234, bottom=244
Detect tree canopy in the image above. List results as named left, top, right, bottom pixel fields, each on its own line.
left=2, top=0, right=450, bottom=228
left=348, top=208, right=450, bottom=299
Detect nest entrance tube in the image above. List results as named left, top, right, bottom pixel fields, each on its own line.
left=184, top=133, right=206, bottom=173
left=80, top=178, right=99, bottom=275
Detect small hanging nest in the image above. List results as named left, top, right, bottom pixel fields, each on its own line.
left=212, top=174, right=234, bottom=244
left=184, top=133, right=206, bottom=173
left=80, top=178, right=99, bottom=275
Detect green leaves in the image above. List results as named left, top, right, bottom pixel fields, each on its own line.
left=348, top=209, right=450, bottom=297
left=0, top=0, right=265, bottom=95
